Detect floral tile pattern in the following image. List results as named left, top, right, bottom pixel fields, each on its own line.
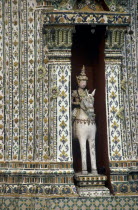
left=105, top=64, right=122, bottom=160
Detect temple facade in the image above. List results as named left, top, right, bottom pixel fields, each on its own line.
left=0, top=0, right=137, bottom=209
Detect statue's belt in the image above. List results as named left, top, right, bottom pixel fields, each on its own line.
left=74, top=118, right=95, bottom=125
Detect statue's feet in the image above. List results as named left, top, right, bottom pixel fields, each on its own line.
left=82, top=170, right=88, bottom=175
left=91, top=169, right=98, bottom=175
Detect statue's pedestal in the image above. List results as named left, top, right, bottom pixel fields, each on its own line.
left=74, top=173, right=110, bottom=197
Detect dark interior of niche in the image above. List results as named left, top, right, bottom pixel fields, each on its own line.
left=71, top=25, right=113, bottom=193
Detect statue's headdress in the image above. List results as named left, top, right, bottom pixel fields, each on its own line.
left=76, top=65, right=88, bottom=82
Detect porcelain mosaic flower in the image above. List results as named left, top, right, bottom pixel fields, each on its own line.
left=38, top=66, right=46, bottom=78
left=110, top=3, right=116, bottom=12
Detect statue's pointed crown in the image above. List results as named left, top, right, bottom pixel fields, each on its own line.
left=76, top=65, right=88, bottom=82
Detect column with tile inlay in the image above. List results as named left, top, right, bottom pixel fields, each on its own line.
left=105, top=26, right=138, bottom=195
left=42, top=24, right=77, bottom=196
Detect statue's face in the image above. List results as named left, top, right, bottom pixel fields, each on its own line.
left=78, top=80, right=87, bottom=89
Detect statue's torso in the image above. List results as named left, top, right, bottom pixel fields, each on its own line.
left=72, top=89, right=88, bottom=106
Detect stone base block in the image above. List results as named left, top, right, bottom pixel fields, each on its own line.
left=74, top=173, right=110, bottom=197
left=76, top=186, right=110, bottom=197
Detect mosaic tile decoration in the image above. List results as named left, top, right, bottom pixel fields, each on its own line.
left=0, top=0, right=4, bottom=160
left=56, top=63, right=71, bottom=162
left=0, top=0, right=136, bottom=164
left=105, top=63, right=122, bottom=160
left=43, top=12, right=130, bottom=26
left=36, top=0, right=130, bottom=12
left=0, top=0, right=137, bottom=198
left=105, top=0, right=130, bottom=12
left=126, top=0, right=137, bottom=159
left=0, top=196, right=138, bottom=210
left=48, top=63, right=58, bottom=160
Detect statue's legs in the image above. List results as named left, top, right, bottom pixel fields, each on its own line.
left=88, top=137, right=97, bottom=175
left=79, top=138, right=88, bottom=175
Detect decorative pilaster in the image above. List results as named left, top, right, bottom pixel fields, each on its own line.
left=105, top=26, right=126, bottom=161
left=42, top=24, right=77, bottom=196
left=12, top=0, right=20, bottom=161
left=0, top=0, right=4, bottom=161
left=105, top=26, right=138, bottom=195
left=5, top=0, right=13, bottom=161
left=43, top=25, right=74, bottom=162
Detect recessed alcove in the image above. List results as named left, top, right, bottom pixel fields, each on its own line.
left=71, top=25, right=111, bottom=190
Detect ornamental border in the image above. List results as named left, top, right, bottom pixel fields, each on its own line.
left=43, top=11, right=131, bottom=26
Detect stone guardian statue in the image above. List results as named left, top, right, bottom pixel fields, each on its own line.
left=72, top=66, right=98, bottom=175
